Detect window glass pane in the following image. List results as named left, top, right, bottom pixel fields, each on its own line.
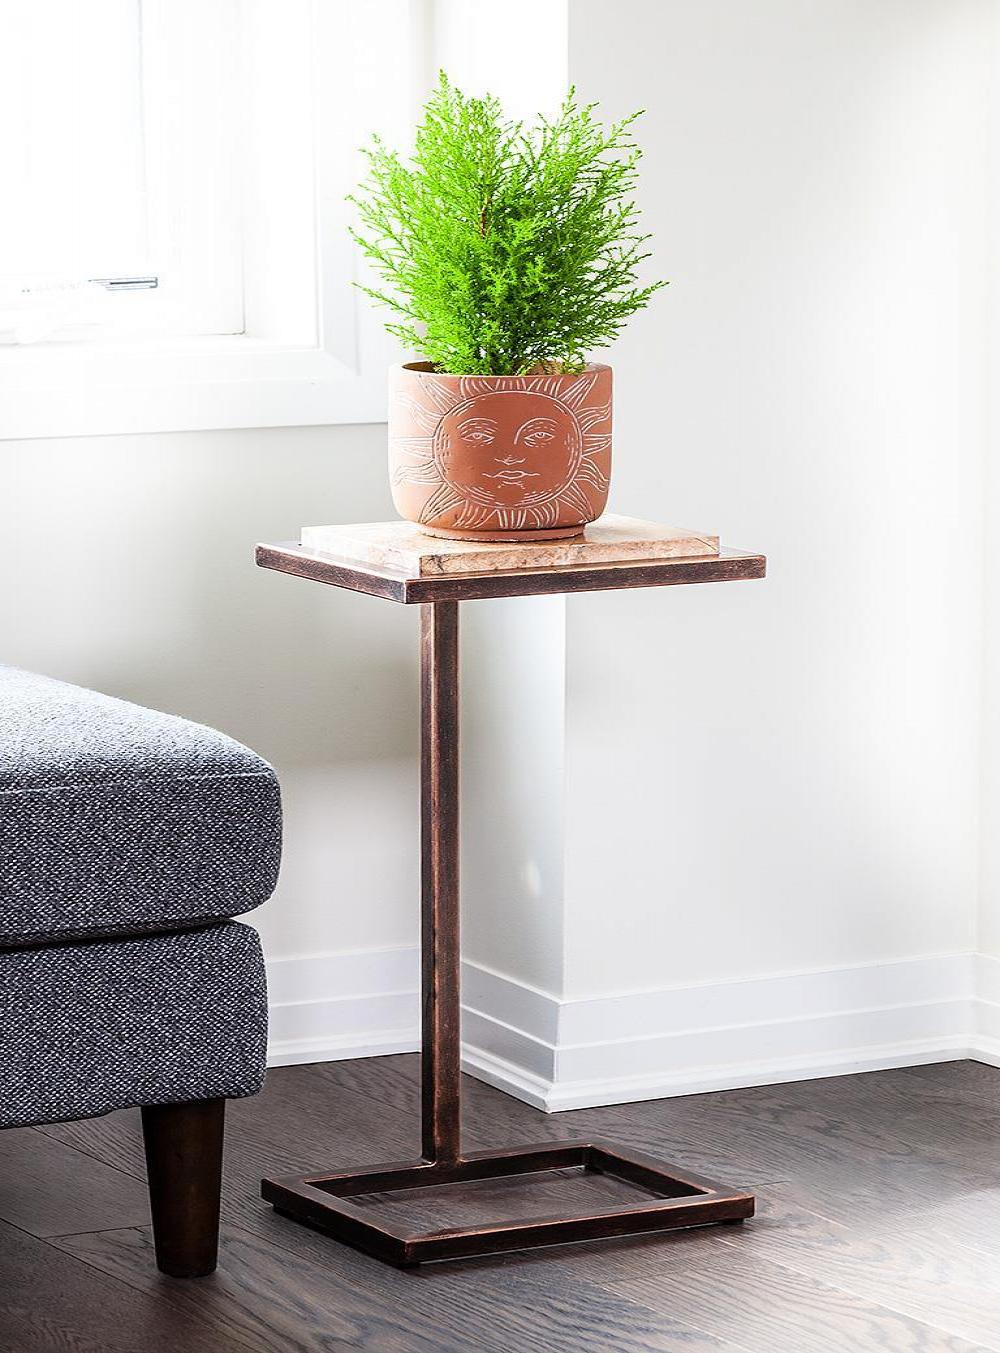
left=0, top=0, right=147, bottom=281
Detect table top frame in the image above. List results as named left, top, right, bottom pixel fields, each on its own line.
left=255, top=540, right=766, bottom=603
left=257, top=525, right=765, bottom=1264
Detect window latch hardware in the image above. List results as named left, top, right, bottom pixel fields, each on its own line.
left=88, top=276, right=159, bottom=291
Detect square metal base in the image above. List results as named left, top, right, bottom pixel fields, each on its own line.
left=262, top=1140, right=754, bottom=1266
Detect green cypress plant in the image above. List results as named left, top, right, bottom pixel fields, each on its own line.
left=349, top=72, right=665, bottom=376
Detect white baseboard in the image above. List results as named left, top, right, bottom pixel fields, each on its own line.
left=266, top=946, right=419, bottom=1067
left=266, top=945, right=1000, bottom=1110
left=972, top=953, right=1000, bottom=1069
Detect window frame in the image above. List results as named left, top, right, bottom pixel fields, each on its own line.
left=0, top=0, right=423, bottom=439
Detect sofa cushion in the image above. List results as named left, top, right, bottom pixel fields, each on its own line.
left=0, top=666, right=281, bottom=946
left=0, top=922, right=267, bottom=1128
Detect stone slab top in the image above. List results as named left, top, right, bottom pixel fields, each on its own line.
left=299, top=514, right=720, bottom=577
left=256, top=513, right=765, bottom=605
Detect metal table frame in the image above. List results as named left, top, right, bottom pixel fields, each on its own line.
left=258, top=540, right=764, bottom=1266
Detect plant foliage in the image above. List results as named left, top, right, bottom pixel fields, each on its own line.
left=349, top=73, right=665, bottom=375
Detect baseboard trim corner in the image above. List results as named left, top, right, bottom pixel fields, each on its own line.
left=265, top=945, right=996, bottom=1110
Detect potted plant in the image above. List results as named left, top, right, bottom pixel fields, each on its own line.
left=351, top=74, right=665, bottom=542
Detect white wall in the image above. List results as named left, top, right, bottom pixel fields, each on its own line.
left=481, top=0, right=993, bottom=1108
left=3, top=0, right=998, bottom=1103
left=466, top=0, right=996, bottom=1108
left=980, top=1, right=1000, bottom=964
left=563, top=0, right=988, bottom=993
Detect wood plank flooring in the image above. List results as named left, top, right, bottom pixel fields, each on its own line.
left=2, top=1058, right=999, bottom=1351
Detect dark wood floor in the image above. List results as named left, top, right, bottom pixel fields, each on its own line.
left=1, top=1057, right=998, bottom=1352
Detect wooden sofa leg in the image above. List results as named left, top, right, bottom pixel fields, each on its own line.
left=141, top=1098, right=226, bottom=1277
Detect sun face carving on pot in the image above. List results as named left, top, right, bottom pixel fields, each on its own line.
left=389, top=366, right=613, bottom=540
left=434, top=391, right=581, bottom=510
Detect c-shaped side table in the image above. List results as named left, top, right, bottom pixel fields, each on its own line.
left=256, top=536, right=766, bottom=1266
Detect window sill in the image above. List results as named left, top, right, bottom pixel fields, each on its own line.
left=0, top=336, right=389, bottom=440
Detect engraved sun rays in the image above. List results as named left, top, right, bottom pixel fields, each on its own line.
left=391, top=372, right=611, bottom=534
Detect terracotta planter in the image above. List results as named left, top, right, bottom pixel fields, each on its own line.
left=388, top=362, right=612, bottom=542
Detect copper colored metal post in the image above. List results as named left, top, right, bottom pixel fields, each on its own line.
left=420, top=601, right=461, bottom=1165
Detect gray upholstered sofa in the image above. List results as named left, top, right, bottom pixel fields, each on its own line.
left=0, top=665, right=281, bottom=1276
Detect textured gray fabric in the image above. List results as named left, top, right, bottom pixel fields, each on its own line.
left=0, top=665, right=281, bottom=945
left=0, top=922, right=267, bottom=1129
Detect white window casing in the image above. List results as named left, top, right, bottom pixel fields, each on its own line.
left=0, top=0, right=421, bottom=439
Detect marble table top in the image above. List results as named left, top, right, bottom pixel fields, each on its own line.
left=257, top=514, right=765, bottom=605
left=299, top=514, right=720, bottom=577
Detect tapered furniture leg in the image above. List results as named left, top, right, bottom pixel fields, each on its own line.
left=142, top=1098, right=226, bottom=1277
left=0, top=665, right=278, bottom=1279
